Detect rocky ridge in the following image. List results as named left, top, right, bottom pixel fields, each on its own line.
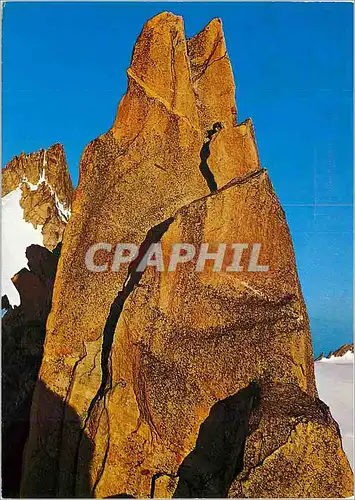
left=315, top=343, right=354, bottom=361
left=2, top=143, right=73, bottom=251
left=1, top=143, right=73, bottom=307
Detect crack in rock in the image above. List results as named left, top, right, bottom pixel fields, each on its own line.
left=199, top=122, right=223, bottom=192
left=74, top=217, right=174, bottom=493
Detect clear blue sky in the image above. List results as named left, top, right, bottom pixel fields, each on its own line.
left=2, top=2, right=353, bottom=356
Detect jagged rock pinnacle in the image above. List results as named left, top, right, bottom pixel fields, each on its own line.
left=20, top=13, right=353, bottom=499
left=2, top=144, right=73, bottom=250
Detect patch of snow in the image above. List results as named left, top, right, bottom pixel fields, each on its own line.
left=22, top=167, right=46, bottom=192
left=315, top=351, right=354, bottom=470
left=2, top=153, right=71, bottom=306
left=21, top=166, right=71, bottom=222
left=1, top=187, right=44, bottom=306
left=318, top=351, right=354, bottom=364
left=55, top=196, right=71, bottom=221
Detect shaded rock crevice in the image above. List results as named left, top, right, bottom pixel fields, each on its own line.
left=150, top=472, right=178, bottom=498
left=173, top=382, right=260, bottom=498
left=199, top=122, right=223, bottom=192
left=74, top=218, right=175, bottom=494
left=91, top=400, right=111, bottom=497
left=55, top=344, right=89, bottom=497
left=98, top=216, right=174, bottom=404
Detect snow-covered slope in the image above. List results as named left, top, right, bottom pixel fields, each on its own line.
left=315, top=351, right=354, bottom=470
left=1, top=187, right=44, bottom=306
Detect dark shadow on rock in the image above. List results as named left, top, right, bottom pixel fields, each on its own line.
left=18, top=380, right=94, bottom=498
left=98, top=217, right=174, bottom=398
left=72, top=218, right=174, bottom=497
left=199, top=122, right=223, bottom=193
left=1, top=321, right=46, bottom=497
left=173, top=381, right=260, bottom=498
left=1, top=295, right=12, bottom=311
left=79, top=217, right=175, bottom=488
left=1, top=244, right=60, bottom=497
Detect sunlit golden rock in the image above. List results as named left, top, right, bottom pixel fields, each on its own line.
left=21, top=12, right=353, bottom=499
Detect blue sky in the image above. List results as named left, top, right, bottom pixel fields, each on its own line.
left=2, top=2, right=353, bottom=356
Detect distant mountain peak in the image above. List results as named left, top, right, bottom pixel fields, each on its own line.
left=315, top=343, right=354, bottom=361
left=1, top=144, right=73, bottom=305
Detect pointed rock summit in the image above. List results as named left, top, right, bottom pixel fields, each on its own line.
left=21, top=13, right=353, bottom=498
left=2, top=144, right=73, bottom=306
left=187, top=17, right=236, bottom=128
left=3, top=142, right=71, bottom=192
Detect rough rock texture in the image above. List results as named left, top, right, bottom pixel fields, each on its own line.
left=2, top=245, right=60, bottom=497
left=2, top=143, right=73, bottom=250
left=229, top=382, right=353, bottom=498
left=186, top=19, right=259, bottom=186
left=21, top=12, right=353, bottom=499
left=187, top=20, right=260, bottom=185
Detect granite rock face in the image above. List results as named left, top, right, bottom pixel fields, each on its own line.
left=229, top=382, right=353, bottom=498
left=21, top=12, right=353, bottom=498
left=2, top=143, right=73, bottom=250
